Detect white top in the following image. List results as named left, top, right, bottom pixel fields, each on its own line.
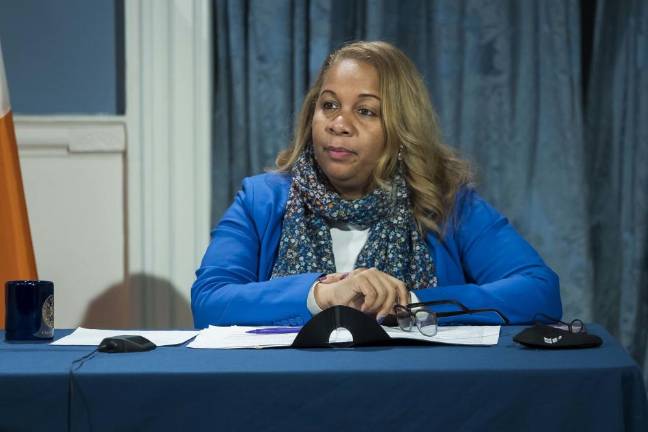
left=330, top=223, right=370, bottom=273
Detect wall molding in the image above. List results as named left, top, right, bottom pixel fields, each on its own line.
left=14, top=116, right=126, bottom=153
left=125, top=0, right=212, bottom=315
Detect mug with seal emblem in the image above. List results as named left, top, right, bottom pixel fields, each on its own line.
left=4, top=280, right=54, bottom=340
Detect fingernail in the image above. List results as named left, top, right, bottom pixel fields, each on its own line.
left=318, top=275, right=327, bottom=282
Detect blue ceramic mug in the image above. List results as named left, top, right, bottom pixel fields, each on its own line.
left=5, top=280, right=54, bottom=340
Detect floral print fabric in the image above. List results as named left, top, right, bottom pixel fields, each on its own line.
left=271, top=146, right=436, bottom=290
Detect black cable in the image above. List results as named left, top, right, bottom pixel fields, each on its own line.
left=67, top=349, right=98, bottom=432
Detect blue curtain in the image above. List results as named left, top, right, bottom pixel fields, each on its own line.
left=586, top=0, right=648, bottom=381
left=212, top=0, right=647, bottom=385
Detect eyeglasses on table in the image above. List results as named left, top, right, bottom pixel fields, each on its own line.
left=392, top=299, right=510, bottom=337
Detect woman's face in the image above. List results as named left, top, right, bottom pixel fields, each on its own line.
left=312, top=59, right=385, bottom=200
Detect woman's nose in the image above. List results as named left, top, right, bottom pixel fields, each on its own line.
left=327, top=114, right=353, bottom=136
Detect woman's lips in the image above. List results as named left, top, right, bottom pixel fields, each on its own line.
left=325, top=146, right=356, bottom=160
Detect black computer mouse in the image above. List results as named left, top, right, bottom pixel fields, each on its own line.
left=98, top=335, right=156, bottom=353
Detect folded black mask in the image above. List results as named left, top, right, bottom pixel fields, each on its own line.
left=514, top=325, right=603, bottom=349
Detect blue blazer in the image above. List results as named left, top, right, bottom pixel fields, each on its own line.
left=191, top=173, right=562, bottom=328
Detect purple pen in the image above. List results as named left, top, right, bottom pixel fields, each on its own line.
left=246, top=327, right=302, bottom=335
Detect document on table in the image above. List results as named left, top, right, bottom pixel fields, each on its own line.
left=188, top=326, right=300, bottom=349
left=187, top=325, right=500, bottom=349
left=384, top=325, right=500, bottom=345
left=51, top=327, right=199, bottom=346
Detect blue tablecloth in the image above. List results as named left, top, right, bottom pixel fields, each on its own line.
left=1, top=325, right=646, bottom=432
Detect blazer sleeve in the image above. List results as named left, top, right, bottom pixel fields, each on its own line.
left=191, top=178, right=321, bottom=328
left=414, top=190, right=563, bottom=325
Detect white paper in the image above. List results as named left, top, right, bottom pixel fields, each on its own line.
left=188, top=326, right=300, bottom=349
left=51, top=327, right=199, bottom=346
left=187, top=325, right=500, bottom=349
left=384, top=325, right=501, bottom=345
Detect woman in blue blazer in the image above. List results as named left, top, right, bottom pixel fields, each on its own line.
left=192, top=41, right=562, bottom=328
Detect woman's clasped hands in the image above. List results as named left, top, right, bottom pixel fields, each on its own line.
left=314, top=267, right=410, bottom=321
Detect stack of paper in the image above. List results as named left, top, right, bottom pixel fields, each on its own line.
left=187, top=325, right=500, bottom=349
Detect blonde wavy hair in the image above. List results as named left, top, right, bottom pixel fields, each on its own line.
left=275, top=41, right=472, bottom=236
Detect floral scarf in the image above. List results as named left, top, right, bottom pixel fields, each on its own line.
left=271, top=146, right=436, bottom=290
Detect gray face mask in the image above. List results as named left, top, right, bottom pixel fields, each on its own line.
left=514, top=324, right=602, bottom=349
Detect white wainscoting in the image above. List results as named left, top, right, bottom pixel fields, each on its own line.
left=16, top=117, right=127, bottom=328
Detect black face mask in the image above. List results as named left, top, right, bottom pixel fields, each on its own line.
left=514, top=324, right=603, bottom=349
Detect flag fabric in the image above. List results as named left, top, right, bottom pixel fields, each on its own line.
left=0, top=41, right=38, bottom=326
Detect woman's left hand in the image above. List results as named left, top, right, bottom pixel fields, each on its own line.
left=315, top=268, right=410, bottom=320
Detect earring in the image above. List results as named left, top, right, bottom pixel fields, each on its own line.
left=397, top=145, right=404, bottom=161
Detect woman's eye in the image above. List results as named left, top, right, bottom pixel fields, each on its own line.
left=357, top=107, right=377, bottom=117
left=322, top=101, right=338, bottom=110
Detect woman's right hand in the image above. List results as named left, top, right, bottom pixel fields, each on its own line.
left=314, top=268, right=410, bottom=320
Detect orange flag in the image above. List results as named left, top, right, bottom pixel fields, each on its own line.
left=0, top=41, right=38, bottom=326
